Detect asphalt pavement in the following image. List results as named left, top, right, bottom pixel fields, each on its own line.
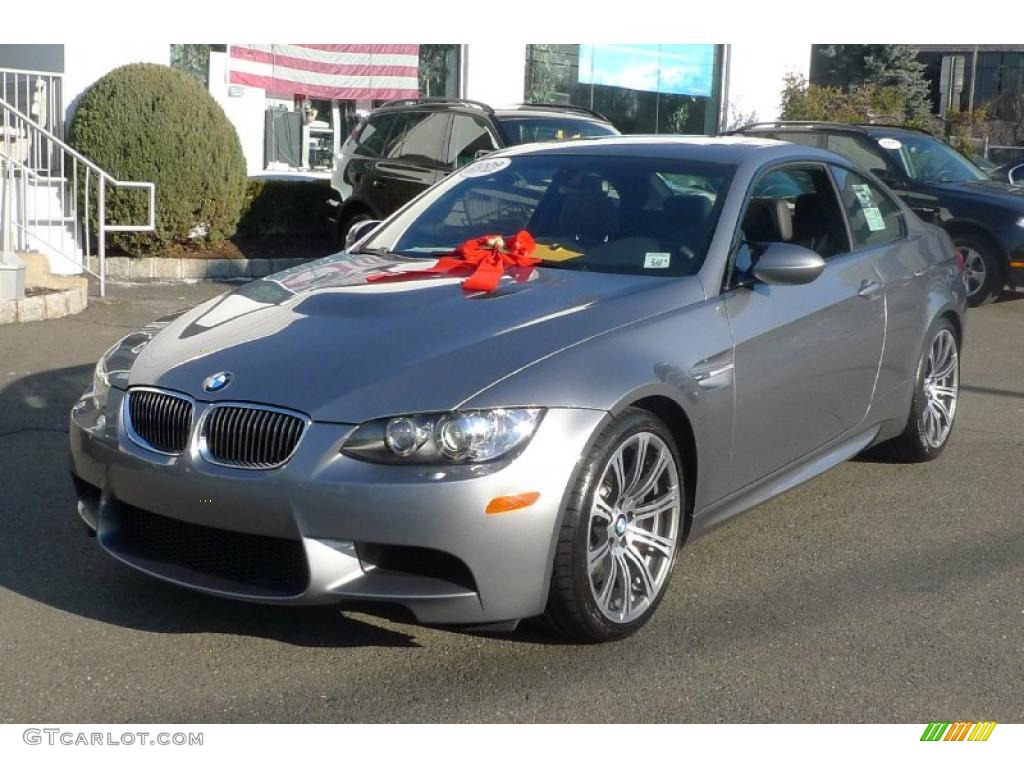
left=1, top=281, right=1021, bottom=723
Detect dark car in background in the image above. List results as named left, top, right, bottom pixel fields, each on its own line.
left=328, top=98, right=619, bottom=241
left=732, top=122, right=1024, bottom=305
left=986, top=157, right=1024, bottom=187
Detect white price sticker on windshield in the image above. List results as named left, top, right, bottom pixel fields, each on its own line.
left=460, top=157, right=511, bottom=177
left=878, top=138, right=903, bottom=150
left=644, top=252, right=671, bottom=269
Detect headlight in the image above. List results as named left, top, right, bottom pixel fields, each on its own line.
left=91, top=343, right=118, bottom=410
left=1016, top=216, right=1024, bottom=229
left=342, top=408, right=544, bottom=464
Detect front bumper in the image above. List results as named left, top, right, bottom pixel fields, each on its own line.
left=69, top=388, right=604, bottom=625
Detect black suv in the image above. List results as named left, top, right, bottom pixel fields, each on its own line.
left=328, top=98, right=618, bottom=241
left=732, top=121, right=1024, bottom=305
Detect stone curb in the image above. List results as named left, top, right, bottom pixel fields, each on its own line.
left=0, top=283, right=89, bottom=325
left=85, top=257, right=316, bottom=281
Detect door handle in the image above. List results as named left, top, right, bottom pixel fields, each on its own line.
left=372, top=179, right=387, bottom=188
left=858, top=280, right=882, bottom=299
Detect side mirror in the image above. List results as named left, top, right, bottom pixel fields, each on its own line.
left=344, top=219, right=382, bottom=250
left=752, top=242, right=826, bottom=286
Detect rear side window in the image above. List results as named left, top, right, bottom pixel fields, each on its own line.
left=353, top=113, right=400, bottom=157
left=382, top=113, right=413, bottom=158
left=831, top=166, right=903, bottom=248
left=448, top=114, right=499, bottom=169
left=496, top=116, right=617, bottom=145
left=826, top=134, right=891, bottom=177
left=775, top=132, right=822, bottom=148
left=396, top=112, right=450, bottom=165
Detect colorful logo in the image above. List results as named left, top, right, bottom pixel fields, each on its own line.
left=921, top=721, right=997, bottom=742
left=202, top=371, right=232, bottom=393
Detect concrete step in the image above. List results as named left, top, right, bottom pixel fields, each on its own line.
left=21, top=223, right=83, bottom=275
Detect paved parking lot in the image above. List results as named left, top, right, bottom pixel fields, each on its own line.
left=1, top=281, right=1021, bottom=723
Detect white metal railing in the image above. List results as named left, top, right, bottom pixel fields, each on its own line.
left=981, top=139, right=1024, bottom=164
left=0, top=67, right=63, bottom=139
left=0, top=95, right=155, bottom=296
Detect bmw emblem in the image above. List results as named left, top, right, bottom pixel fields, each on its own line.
left=203, top=371, right=233, bottom=393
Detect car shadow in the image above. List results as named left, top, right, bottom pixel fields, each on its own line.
left=994, top=289, right=1024, bottom=304
left=0, top=363, right=420, bottom=649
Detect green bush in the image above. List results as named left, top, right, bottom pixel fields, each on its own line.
left=68, top=63, right=247, bottom=255
left=237, top=179, right=331, bottom=238
left=779, top=73, right=939, bottom=133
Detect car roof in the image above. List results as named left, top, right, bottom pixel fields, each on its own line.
left=736, top=121, right=933, bottom=139
left=369, top=99, right=613, bottom=124
left=492, top=108, right=609, bottom=122
left=488, top=134, right=837, bottom=164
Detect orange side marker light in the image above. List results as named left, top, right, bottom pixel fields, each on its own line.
left=486, top=492, right=540, bottom=515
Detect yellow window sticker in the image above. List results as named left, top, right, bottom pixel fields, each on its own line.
left=533, top=243, right=583, bottom=262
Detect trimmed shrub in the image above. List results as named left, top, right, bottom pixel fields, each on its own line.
left=237, top=179, right=332, bottom=238
left=68, top=63, right=247, bottom=255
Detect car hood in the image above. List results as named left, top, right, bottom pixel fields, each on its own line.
left=129, top=251, right=704, bottom=422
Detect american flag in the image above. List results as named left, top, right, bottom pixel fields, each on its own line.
left=228, top=44, right=420, bottom=100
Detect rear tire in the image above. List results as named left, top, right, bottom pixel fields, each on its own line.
left=541, top=408, right=685, bottom=643
left=876, top=319, right=960, bottom=463
left=953, top=234, right=1002, bottom=307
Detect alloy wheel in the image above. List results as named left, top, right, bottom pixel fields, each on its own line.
left=587, top=432, right=680, bottom=624
left=960, top=246, right=986, bottom=297
left=919, top=328, right=959, bottom=449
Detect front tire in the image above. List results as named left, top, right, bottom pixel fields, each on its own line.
left=338, top=207, right=372, bottom=245
left=876, top=319, right=960, bottom=462
left=954, top=234, right=1002, bottom=306
left=541, top=408, right=685, bottom=642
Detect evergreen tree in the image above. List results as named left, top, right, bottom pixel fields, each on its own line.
left=811, top=44, right=933, bottom=118
left=862, top=45, right=932, bottom=117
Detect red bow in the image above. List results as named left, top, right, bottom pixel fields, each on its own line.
left=367, top=231, right=541, bottom=292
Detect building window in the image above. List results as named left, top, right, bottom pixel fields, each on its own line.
left=524, top=44, right=722, bottom=135
left=976, top=51, right=1024, bottom=104
left=418, top=44, right=461, bottom=98
left=170, top=44, right=226, bottom=88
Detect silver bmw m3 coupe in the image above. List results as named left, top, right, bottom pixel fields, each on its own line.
left=70, top=137, right=967, bottom=642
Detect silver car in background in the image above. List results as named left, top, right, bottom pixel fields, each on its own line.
left=70, top=137, right=966, bottom=642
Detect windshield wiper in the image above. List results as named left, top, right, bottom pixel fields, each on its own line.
left=538, top=259, right=588, bottom=272
left=352, top=246, right=395, bottom=257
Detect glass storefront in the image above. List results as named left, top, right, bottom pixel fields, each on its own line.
left=524, top=44, right=723, bottom=135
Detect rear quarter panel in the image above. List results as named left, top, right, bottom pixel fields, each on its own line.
left=869, top=219, right=966, bottom=435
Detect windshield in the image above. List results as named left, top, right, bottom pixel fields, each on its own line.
left=360, top=154, right=734, bottom=277
left=878, top=133, right=988, bottom=183
left=496, top=116, right=619, bottom=145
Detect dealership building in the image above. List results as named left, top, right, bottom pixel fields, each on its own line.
left=0, top=42, right=806, bottom=176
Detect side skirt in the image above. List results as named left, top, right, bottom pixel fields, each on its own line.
left=688, top=424, right=881, bottom=540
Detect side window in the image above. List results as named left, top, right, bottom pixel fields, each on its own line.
left=448, top=115, right=499, bottom=169
left=354, top=113, right=398, bottom=157
left=831, top=166, right=904, bottom=248
left=775, top=132, right=822, bottom=148
left=825, top=134, right=891, bottom=177
left=382, top=113, right=412, bottom=158
left=743, top=165, right=849, bottom=259
left=397, top=112, right=450, bottom=165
